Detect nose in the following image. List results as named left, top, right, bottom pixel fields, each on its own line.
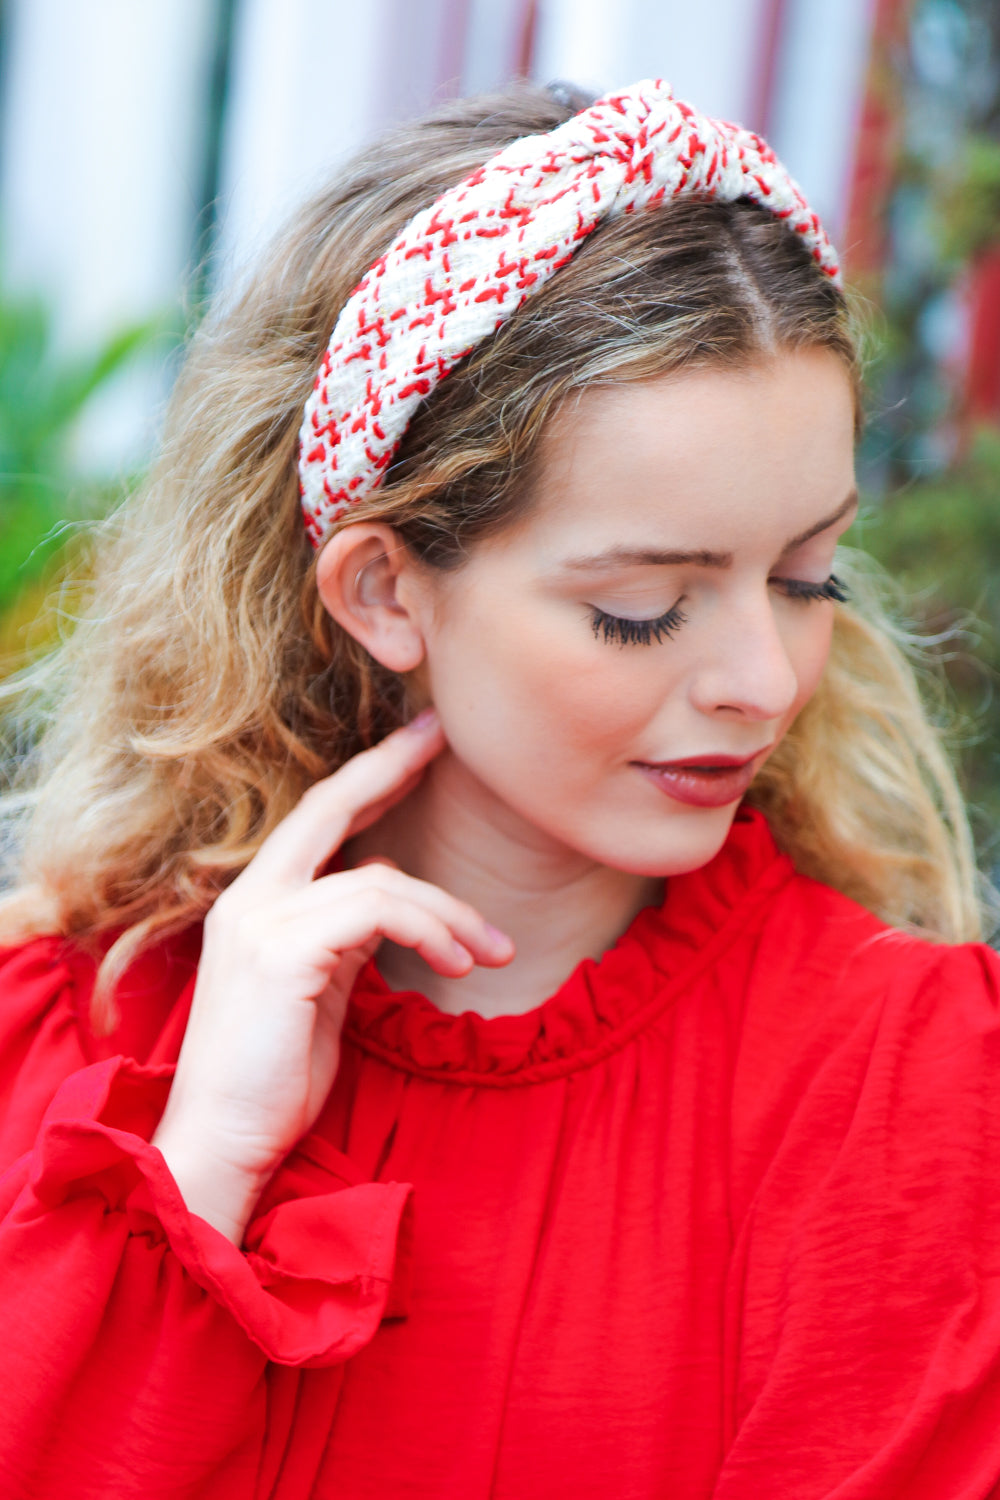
left=687, top=592, right=801, bottom=723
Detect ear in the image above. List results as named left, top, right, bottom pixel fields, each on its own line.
left=315, top=523, right=427, bottom=673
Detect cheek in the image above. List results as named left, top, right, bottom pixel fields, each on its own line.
left=785, top=610, right=836, bottom=716
left=422, top=592, right=675, bottom=769
left=515, top=637, right=677, bottom=752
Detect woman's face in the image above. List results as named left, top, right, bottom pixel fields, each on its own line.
left=405, top=348, right=858, bottom=877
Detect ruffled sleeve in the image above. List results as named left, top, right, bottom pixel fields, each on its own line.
left=718, top=938, right=1000, bottom=1498
left=0, top=936, right=413, bottom=1498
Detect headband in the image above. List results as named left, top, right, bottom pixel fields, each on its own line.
left=298, top=79, right=841, bottom=547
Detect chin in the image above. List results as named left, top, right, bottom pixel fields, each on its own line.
left=572, top=799, right=742, bottom=878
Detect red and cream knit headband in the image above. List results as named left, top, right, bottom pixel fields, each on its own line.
left=298, top=78, right=841, bottom=546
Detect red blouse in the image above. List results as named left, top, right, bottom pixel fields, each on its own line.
left=2, top=808, right=1000, bottom=1498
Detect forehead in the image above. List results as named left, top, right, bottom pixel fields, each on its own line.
left=518, top=350, right=857, bottom=559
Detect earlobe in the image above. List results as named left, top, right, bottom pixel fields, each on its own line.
left=316, top=524, right=427, bottom=672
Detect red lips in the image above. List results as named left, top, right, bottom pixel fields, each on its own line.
left=632, top=748, right=771, bottom=808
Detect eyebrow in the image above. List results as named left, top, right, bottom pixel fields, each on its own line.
left=555, top=490, right=859, bottom=573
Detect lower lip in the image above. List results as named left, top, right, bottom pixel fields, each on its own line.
left=633, top=759, right=760, bottom=808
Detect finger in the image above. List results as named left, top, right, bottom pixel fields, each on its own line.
left=341, top=771, right=424, bottom=841
left=293, top=864, right=514, bottom=965
left=281, top=888, right=477, bottom=978
left=239, top=711, right=445, bottom=890
left=319, top=932, right=382, bottom=1008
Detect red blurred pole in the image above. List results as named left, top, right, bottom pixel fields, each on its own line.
left=842, top=0, right=913, bottom=285
left=515, top=0, right=538, bottom=78
left=750, top=0, right=789, bottom=137
left=962, top=248, right=1000, bottom=429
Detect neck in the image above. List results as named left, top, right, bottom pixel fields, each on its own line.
left=343, top=749, right=664, bottom=1018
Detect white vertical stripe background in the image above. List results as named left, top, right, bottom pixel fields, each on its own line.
left=0, top=0, right=217, bottom=468
left=767, top=0, right=876, bottom=241
left=532, top=0, right=766, bottom=122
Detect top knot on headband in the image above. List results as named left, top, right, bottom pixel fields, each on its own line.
left=298, top=79, right=841, bottom=547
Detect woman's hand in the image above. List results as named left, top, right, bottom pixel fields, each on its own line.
left=151, top=709, right=513, bottom=1244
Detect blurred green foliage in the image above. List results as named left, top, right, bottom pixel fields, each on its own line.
left=939, top=134, right=1000, bottom=264
left=849, top=431, right=1000, bottom=847
left=0, top=279, right=161, bottom=657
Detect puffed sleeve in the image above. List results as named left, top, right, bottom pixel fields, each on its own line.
left=718, top=940, right=1000, bottom=1498
left=0, top=938, right=412, bottom=1498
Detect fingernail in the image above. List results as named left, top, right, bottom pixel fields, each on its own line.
left=406, top=707, right=439, bottom=732
left=484, top=924, right=514, bottom=951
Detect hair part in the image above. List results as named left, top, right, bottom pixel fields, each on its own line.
left=0, top=81, right=985, bottom=1031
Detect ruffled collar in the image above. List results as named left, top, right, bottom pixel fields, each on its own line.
left=343, top=807, right=793, bottom=1086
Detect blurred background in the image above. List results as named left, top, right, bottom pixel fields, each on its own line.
left=0, top=0, right=997, bottom=862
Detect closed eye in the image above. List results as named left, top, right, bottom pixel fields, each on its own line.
left=589, top=601, right=688, bottom=646
left=772, top=574, right=849, bottom=603
left=589, top=573, right=848, bottom=648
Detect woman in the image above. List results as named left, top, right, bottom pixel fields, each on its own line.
left=0, top=79, right=998, bottom=1498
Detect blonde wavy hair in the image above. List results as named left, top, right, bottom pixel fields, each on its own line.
left=0, top=82, right=985, bottom=1031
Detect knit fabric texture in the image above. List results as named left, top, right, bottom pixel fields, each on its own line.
left=298, top=79, right=841, bottom=547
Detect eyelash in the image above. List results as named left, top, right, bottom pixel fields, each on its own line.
left=590, top=602, right=688, bottom=646
left=589, top=574, right=849, bottom=647
left=776, top=573, right=850, bottom=604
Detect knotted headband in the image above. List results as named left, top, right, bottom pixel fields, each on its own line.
left=298, top=79, right=841, bottom=547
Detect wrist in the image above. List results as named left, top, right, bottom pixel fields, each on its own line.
left=151, top=1120, right=269, bottom=1247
